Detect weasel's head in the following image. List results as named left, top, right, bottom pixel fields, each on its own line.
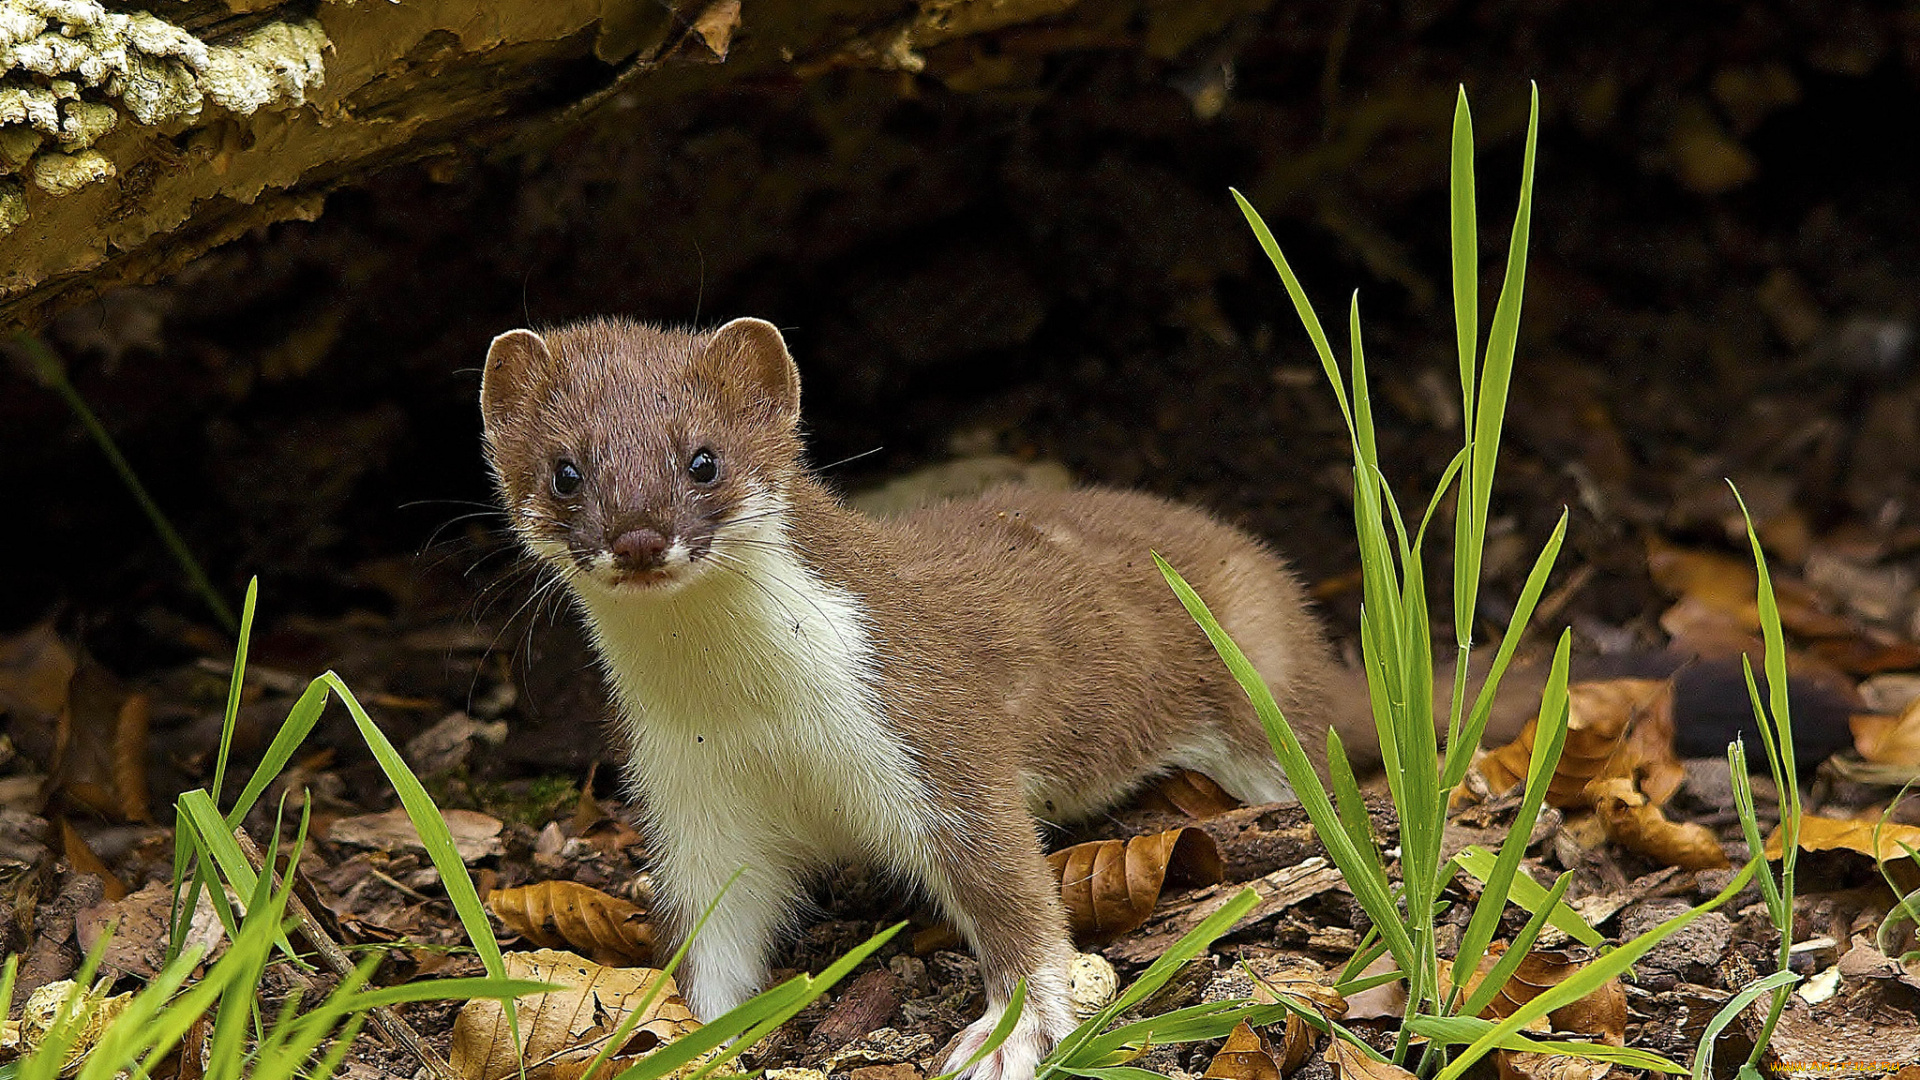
left=479, top=316, right=804, bottom=596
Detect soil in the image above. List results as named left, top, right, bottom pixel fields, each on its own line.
left=6, top=2, right=1920, bottom=1077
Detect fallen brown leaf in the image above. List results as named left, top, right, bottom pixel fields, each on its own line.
left=488, top=881, right=656, bottom=967
left=0, top=622, right=75, bottom=724
left=1324, top=1037, right=1416, bottom=1079
left=1486, top=948, right=1627, bottom=1045
left=1765, top=814, right=1920, bottom=862
left=1647, top=540, right=1852, bottom=639
left=75, top=881, right=190, bottom=980
left=1494, top=1048, right=1610, bottom=1080
left=1473, top=679, right=1684, bottom=810
left=1589, top=777, right=1730, bottom=870
left=448, top=949, right=707, bottom=1080
left=1853, top=699, right=1920, bottom=767
left=1202, top=1020, right=1280, bottom=1080
left=1142, top=769, right=1241, bottom=818
left=1047, top=827, right=1223, bottom=944
left=690, top=0, right=741, bottom=60
left=327, top=806, right=505, bottom=863
left=1250, top=964, right=1347, bottom=1071
left=1442, top=942, right=1628, bottom=1072
left=111, top=692, right=150, bottom=822
left=58, top=819, right=128, bottom=900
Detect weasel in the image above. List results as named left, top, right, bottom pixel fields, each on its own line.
left=479, top=316, right=1371, bottom=1080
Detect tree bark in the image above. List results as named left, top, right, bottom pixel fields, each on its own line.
left=0, top=0, right=1265, bottom=329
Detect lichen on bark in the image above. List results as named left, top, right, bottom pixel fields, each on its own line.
left=0, top=0, right=327, bottom=217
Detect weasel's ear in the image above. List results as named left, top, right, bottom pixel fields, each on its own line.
left=705, top=317, right=801, bottom=426
left=480, top=329, right=557, bottom=428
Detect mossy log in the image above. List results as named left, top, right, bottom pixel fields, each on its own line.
left=0, top=0, right=1268, bottom=329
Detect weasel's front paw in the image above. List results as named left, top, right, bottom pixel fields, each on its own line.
left=942, top=997, right=1074, bottom=1080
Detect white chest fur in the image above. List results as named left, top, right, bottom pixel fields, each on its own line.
left=565, top=510, right=938, bottom=870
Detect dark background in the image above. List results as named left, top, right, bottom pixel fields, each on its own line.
left=6, top=0, right=1918, bottom=674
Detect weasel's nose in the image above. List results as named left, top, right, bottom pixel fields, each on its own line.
left=611, top=527, right=670, bottom=570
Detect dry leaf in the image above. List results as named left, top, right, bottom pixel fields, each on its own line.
left=1483, top=948, right=1627, bottom=1045
left=0, top=622, right=76, bottom=724
left=1853, top=699, right=1920, bottom=767
left=1251, top=964, right=1347, bottom=1071
left=689, top=0, right=741, bottom=60
left=1494, top=1050, right=1610, bottom=1080
left=1647, top=540, right=1851, bottom=639
left=111, top=691, right=150, bottom=822
left=1, top=628, right=152, bottom=824
left=57, top=819, right=128, bottom=900
left=1589, top=777, right=1730, bottom=870
left=1765, top=814, right=1920, bottom=862
left=1443, top=943, right=1628, bottom=1072
left=1324, top=1037, right=1416, bottom=1079
left=1202, top=1020, right=1280, bottom=1080
left=1142, top=769, right=1241, bottom=818
left=448, top=949, right=707, bottom=1080
left=75, top=881, right=213, bottom=980
left=1046, top=827, right=1223, bottom=944
left=1659, top=594, right=1764, bottom=660
left=1473, top=679, right=1683, bottom=810
left=488, top=881, right=656, bottom=967
left=327, top=806, right=505, bottom=863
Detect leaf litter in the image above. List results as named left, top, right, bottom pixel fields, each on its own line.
left=20, top=462, right=1920, bottom=1076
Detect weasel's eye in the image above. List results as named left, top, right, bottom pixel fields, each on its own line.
left=551, top=459, right=583, bottom=497
left=687, top=448, right=719, bottom=484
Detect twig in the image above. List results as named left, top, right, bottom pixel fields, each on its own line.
left=233, top=827, right=461, bottom=1080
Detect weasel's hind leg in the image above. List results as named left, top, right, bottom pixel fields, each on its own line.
left=1167, top=729, right=1297, bottom=807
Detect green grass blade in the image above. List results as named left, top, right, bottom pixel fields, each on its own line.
left=11, top=333, right=235, bottom=632
left=1728, top=738, right=1784, bottom=916
left=224, top=678, right=331, bottom=830
left=940, top=979, right=1027, bottom=1077
left=1453, top=846, right=1600, bottom=947
left=615, top=922, right=902, bottom=1080
left=1231, top=189, right=1350, bottom=427
left=1455, top=86, right=1539, bottom=732
left=1335, top=928, right=1389, bottom=987
left=1156, top=556, right=1417, bottom=967
left=1692, top=969, right=1798, bottom=1080
left=1449, top=84, right=1479, bottom=453
left=211, top=578, right=259, bottom=804
left=1435, top=858, right=1761, bottom=1080
left=1056, top=1067, right=1171, bottom=1080
left=1326, top=727, right=1374, bottom=862
left=1463, top=82, right=1538, bottom=565
left=320, top=671, right=504, bottom=977
left=1457, top=870, right=1574, bottom=1020
left=1412, top=1016, right=1683, bottom=1072
left=340, top=979, right=556, bottom=1010
left=578, top=870, right=740, bottom=1080
left=1452, top=630, right=1572, bottom=996
left=1044, top=887, right=1261, bottom=1077
left=1444, top=511, right=1568, bottom=790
